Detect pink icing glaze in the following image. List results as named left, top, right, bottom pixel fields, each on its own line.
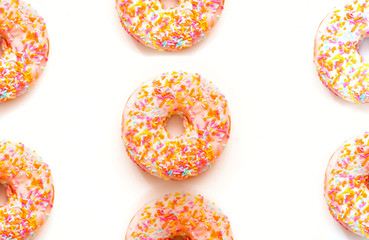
left=116, top=0, right=224, bottom=51
left=0, top=140, right=54, bottom=239
left=324, top=132, right=369, bottom=237
left=125, top=192, right=233, bottom=240
left=121, top=71, right=231, bottom=180
left=0, top=0, right=49, bottom=102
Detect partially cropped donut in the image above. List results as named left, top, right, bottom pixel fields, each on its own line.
left=0, top=140, right=54, bottom=239
left=325, top=132, right=369, bottom=237
left=116, top=0, right=224, bottom=51
left=314, top=0, right=369, bottom=103
left=121, top=71, right=231, bottom=180
left=0, top=0, right=49, bottom=102
left=125, top=192, right=233, bottom=240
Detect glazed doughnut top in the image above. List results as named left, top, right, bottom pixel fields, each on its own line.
left=116, top=0, right=224, bottom=51
left=122, top=71, right=230, bottom=180
left=0, top=141, right=54, bottom=239
left=126, top=192, right=233, bottom=240
left=325, top=132, right=369, bottom=237
left=314, top=0, right=369, bottom=103
left=0, top=140, right=54, bottom=239
left=0, top=0, right=49, bottom=102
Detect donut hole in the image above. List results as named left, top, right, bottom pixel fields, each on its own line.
left=165, top=114, right=185, bottom=138
left=161, top=0, right=179, bottom=9
left=358, top=37, right=369, bottom=62
left=0, top=183, right=8, bottom=206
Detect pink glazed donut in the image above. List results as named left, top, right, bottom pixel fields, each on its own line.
left=0, top=0, right=49, bottom=102
left=116, top=0, right=225, bottom=51
left=314, top=0, right=369, bottom=103
left=325, top=132, right=369, bottom=237
left=121, top=71, right=231, bottom=180
left=125, top=193, right=233, bottom=240
left=0, top=140, right=54, bottom=239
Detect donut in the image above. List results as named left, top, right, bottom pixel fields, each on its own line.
left=125, top=192, right=233, bottom=240
left=324, top=132, right=369, bottom=237
left=0, top=0, right=49, bottom=102
left=116, top=0, right=224, bottom=51
left=121, top=71, right=231, bottom=180
left=313, top=0, right=369, bottom=103
left=0, top=140, right=54, bottom=239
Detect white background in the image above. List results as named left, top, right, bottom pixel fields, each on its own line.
left=1, top=0, right=369, bottom=239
